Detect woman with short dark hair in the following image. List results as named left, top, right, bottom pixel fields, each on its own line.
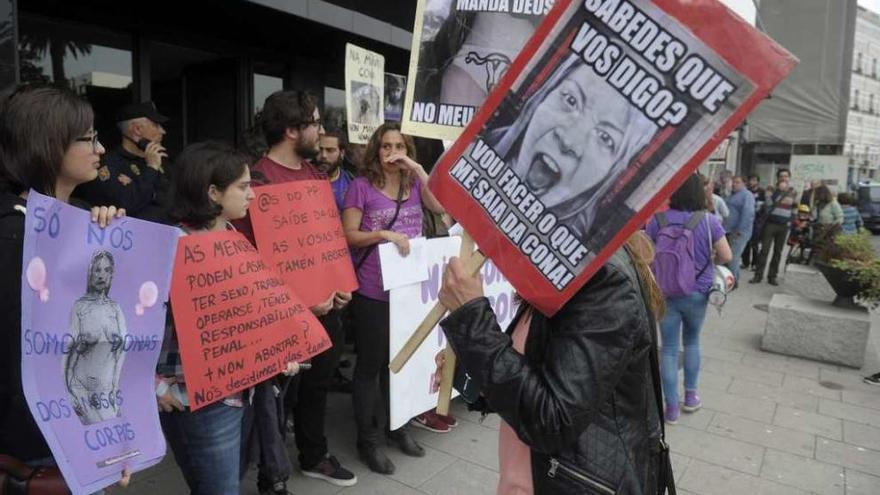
left=0, top=84, right=127, bottom=489
left=647, top=173, right=732, bottom=424
left=161, top=141, right=267, bottom=495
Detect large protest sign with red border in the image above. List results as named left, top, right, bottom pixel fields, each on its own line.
left=428, top=0, right=797, bottom=316
left=249, top=180, right=358, bottom=308
left=170, top=231, right=331, bottom=410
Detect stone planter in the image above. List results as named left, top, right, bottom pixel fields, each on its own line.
left=814, top=261, right=866, bottom=311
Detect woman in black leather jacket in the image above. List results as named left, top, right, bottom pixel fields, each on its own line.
left=438, top=233, right=667, bottom=495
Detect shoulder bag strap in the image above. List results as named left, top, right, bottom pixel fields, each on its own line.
left=694, top=211, right=712, bottom=280
left=624, top=246, right=677, bottom=495
left=354, top=179, right=406, bottom=272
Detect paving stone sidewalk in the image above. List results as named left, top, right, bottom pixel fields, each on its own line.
left=126, top=265, right=880, bottom=495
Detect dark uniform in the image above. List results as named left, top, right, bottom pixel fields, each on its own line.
left=74, top=101, right=171, bottom=224
left=74, top=147, right=170, bottom=223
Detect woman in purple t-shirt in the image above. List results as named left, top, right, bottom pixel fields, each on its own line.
left=341, top=122, right=445, bottom=475
left=647, top=174, right=731, bottom=425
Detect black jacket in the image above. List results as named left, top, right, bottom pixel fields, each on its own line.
left=441, top=250, right=662, bottom=494
left=0, top=192, right=52, bottom=461
left=74, top=146, right=170, bottom=223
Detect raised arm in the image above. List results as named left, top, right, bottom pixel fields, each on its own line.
left=439, top=259, right=643, bottom=453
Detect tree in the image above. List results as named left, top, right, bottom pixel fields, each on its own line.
left=19, top=33, right=91, bottom=85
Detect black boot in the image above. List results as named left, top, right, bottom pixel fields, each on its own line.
left=387, top=429, right=425, bottom=457
left=749, top=274, right=762, bottom=284
left=768, top=277, right=779, bottom=286
left=358, top=443, right=395, bottom=474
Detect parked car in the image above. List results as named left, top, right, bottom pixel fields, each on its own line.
left=857, top=183, right=880, bottom=233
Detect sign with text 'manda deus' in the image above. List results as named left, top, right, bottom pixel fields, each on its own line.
left=170, top=231, right=331, bottom=410
left=249, top=180, right=358, bottom=308
left=429, top=0, right=798, bottom=316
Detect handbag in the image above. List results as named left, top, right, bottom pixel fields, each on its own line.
left=626, top=246, right=677, bottom=495
left=705, top=216, right=733, bottom=312
left=0, top=455, right=69, bottom=495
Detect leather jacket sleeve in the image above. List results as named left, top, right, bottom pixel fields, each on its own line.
left=440, top=262, right=643, bottom=454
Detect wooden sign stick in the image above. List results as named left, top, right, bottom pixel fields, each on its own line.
left=436, top=233, right=475, bottom=415
left=388, top=233, right=486, bottom=374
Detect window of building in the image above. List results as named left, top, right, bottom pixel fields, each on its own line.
left=857, top=52, right=863, bottom=73
left=873, top=58, right=878, bottom=78
left=254, top=74, right=283, bottom=116
left=18, top=16, right=133, bottom=148
left=871, top=94, right=875, bottom=114
left=854, top=89, right=861, bottom=110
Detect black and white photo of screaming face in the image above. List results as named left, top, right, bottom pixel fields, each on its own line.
left=490, top=54, right=658, bottom=241
left=63, top=250, right=128, bottom=425
left=350, top=81, right=382, bottom=126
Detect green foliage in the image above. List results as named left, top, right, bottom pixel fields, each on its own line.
left=827, top=231, right=880, bottom=308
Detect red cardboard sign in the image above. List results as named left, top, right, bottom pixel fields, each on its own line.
left=170, top=231, right=331, bottom=410
left=249, top=181, right=358, bottom=308
left=428, top=0, right=797, bottom=316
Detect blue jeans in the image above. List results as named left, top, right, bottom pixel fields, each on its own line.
left=660, top=292, right=709, bottom=407
left=160, top=402, right=243, bottom=495
left=727, top=233, right=749, bottom=283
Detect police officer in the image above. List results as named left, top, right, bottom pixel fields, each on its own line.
left=75, top=101, right=170, bottom=223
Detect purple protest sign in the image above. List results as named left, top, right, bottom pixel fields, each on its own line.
left=20, top=191, right=178, bottom=495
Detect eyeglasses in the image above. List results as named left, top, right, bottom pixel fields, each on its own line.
left=75, top=132, right=101, bottom=152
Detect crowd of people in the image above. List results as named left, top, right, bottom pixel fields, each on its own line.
left=0, top=83, right=868, bottom=495
left=0, top=85, right=466, bottom=495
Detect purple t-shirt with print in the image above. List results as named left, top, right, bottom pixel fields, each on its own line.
left=646, top=209, right=726, bottom=294
left=343, top=177, right=423, bottom=301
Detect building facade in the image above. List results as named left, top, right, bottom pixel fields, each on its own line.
left=0, top=0, right=415, bottom=152
left=846, top=6, right=880, bottom=183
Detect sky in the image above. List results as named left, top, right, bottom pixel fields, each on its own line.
left=861, top=0, right=880, bottom=14
left=720, top=0, right=880, bottom=25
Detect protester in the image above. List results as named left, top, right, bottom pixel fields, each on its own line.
left=314, top=126, right=357, bottom=395
left=341, top=122, right=446, bottom=474
left=839, top=192, right=863, bottom=234
left=74, top=101, right=171, bottom=223
left=160, top=140, right=279, bottom=495
left=751, top=176, right=797, bottom=286
left=0, top=84, right=130, bottom=491
left=648, top=174, right=732, bottom=424
left=742, top=174, right=766, bottom=270
left=723, top=175, right=755, bottom=285
left=434, top=230, right=668, bottom=494
left=234, top=90, right=357, bottom=491
left=317, top=127, right=355, bottom=212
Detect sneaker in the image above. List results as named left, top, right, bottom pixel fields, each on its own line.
left=302, top=454, right=357, bottom=487
left=259, top=481, right=292, bottom=495
left=864, top=372, right=880, bottom=385
left=410, top=412, right=451, bottom=433
left=665, top=404, right=680, bottom=425
left=435, top=412, right=458, bottom=428
left=682, top=390, right=702, bottom=412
